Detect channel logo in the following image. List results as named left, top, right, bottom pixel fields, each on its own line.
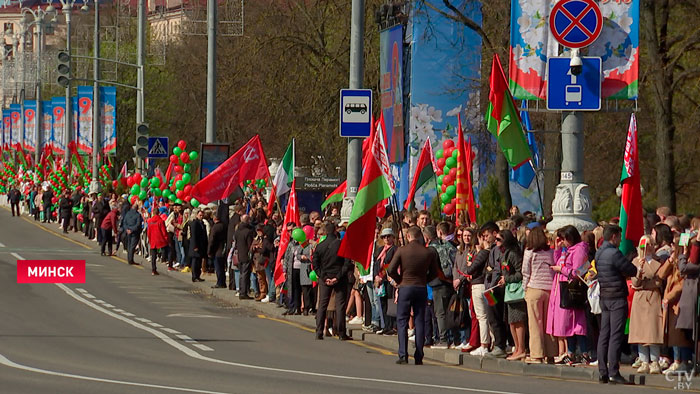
left=17, top=260, right=86, bottom=283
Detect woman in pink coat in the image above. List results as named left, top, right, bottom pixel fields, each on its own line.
left=546, top=225, right=589, bottom=366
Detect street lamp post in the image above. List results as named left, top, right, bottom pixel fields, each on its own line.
left=21, top=4, right=57, bottom=164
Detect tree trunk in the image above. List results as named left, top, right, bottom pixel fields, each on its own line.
left=496, top=153, right=512, bottom=211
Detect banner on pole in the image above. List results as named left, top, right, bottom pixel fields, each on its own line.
left=51, top=97, right=67, bottom=155
left=9, top=103, right=20, bottom=147
left=41, top=101, right=52, bottom=151
left=2, top=110, right=9, bottom=149
left=100, top=86, right=116, bottom=155
left=23, top=100, right=37, bottom=153
left=77, top=86, right=93, bottom=155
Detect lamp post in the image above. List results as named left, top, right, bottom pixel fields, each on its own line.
left=21, top=4, right=57, bottom=164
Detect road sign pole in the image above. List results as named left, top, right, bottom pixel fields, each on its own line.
left=340, top=0, right=365, bottom=222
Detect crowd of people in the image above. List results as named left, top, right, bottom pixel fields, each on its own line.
left=5, top=181, right=700, bottom=383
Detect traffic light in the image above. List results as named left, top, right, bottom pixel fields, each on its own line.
left=135, top=123, right=149, bottom=159
left=56, top=51, right=71, bottom=88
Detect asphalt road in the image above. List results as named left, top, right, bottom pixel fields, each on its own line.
left=0, top=206, right=664, bottom=394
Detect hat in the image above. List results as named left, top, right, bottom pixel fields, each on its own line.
left=380, top=228, right=395, bottom=237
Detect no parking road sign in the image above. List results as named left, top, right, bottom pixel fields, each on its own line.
left=549, top=0, right=602, bottom=49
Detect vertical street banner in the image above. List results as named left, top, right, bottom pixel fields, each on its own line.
left=100, top=86, right=116, bottom=155
left=23, top=100, right=37, bottom=153
left=9, top=103, right=20, bottom=147
left=77, top=86, right=93, bottom=155
left=509, top=0, right=639, bottom=100
left=41, top=101, right=53, bottom=151
left=379, top=24, right=404, bottom=163
left=2, top=110, right=9, bottom=149
left=51, top=97, right=67, bottom=155
left=72, top=96, right=79, bottom=150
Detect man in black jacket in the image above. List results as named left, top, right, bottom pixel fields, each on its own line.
left=188, top=209, right=208, bottom=282
left=59, top=191, right=73, bottom=233
left=234, top=214, right=255, bottom=299
left=208, top=211, right=228, bottom=288
left=41, top=187, right=54, bottom=222
left=92, top=194, right=110, bottom=243
left=9, top=186, right=21, bottom=217
left=314, top=222, right=353, bottom=341
left=122, top=203, right=143, bottom=265
left=595, top=224, right=637, bottom=385
left=70, top=189, right=82, bottom=231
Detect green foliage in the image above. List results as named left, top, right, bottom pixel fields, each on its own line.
left=477, top=176, right=507, bottom=224
left=592, top=193, right=620, bottom=224
left=429, top=194, right=442, bottom=224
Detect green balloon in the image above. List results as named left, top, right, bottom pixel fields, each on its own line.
left=441, top=202, right=446, bottom=210
left=183, top=164, right=192, bottom=173
left=168, top=193, right=176, bottom=202
left=446, top=185, right=457, bottom=198
left=182, top=173, right=192, bottom=184
left=175, top=180, right=184, bottom=190
left=452, top=149, right=459, bottom=159
left=153, top=188, right=162, bottom=197
left=189, top=151, right=198, bottom=161
left=176, top=198, right=183, bottom=204
left=140, top=178, right=148, bottom=188
left=309, top=270, right=318, bottom=282
left=443, top=165, right=450, bottom=175
left=292, top=228, right=306, bottom=243
left=138, top=190, right=148, bottom=200
left=130, top=184, right=140, bottom=195
left=445, top=157, right=457, bottom=169
left=440, top=193, right=451, bottom=204
left=437, top=174, right=445, bottom=185
left=191, top=198, right=200, bottom=208
left=150, top=177, right=160, bottom=187
left=173, top=147, right=182, bottom=156
left=245, top=180, right=252, bottom=185
left=436, top=149, right=444, bottom=159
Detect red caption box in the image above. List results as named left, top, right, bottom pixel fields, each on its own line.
left=17, top=260, right=86, bottom=283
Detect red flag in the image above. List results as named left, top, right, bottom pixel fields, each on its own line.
left=154, top=166, right=165, bottom=190
left=404, top=139, right=435, bottom=210
left=456, top=114, right=476, bottom=225
left=191, top=135, right=269, bottom=205
left=163, top=162, right=173, bottom=190
left=274, top=179, right=300, bottom=286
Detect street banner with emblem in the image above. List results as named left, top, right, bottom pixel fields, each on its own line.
left=72, top=96, right=79, bottom=151
left=618, top=114, right=643, bottom=256
left=23, top=101, right=37, bottom=153
left=77, top=86, right=93, bottom=155
left=100, top=86, right=117, bottom=154
left=51, top=97, right=66, bottom=155
left=9, top=104, right=20, bottom=147
left=2, top=111, right=10, bottom=150
left=41, top=101, right=52, bottom=151
left=191, top=134, right=270, bottom=205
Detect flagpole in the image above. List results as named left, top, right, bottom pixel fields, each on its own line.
left=389, top=194, right=406, bottom=246
left=530, top=159, right=545, bottom=219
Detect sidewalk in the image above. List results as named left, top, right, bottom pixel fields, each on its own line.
left=13, top=208, right=693, bottom=391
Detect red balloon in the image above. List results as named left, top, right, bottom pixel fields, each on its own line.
left=175, top=174, right=183, bottom=181
left=441, top=183, right=448, bottom=193
left=126, top=176, right=135, bottom=187
left=174, top=165, right=183, bottom=173
left=112, top=180, right=118, bottom=189
left=443, top=203, right=455, bottom=215
left=176, top=190, right=184, bottom=199
left=177, top=140, right=187, bottom=150
left=160, top=213, right=168, bottom=221
left=445, top=147, right=455, bottom=158
left=170, top=154, right=179, bottom=164
left=180, top=152, right=190, bottom=163
left=437, top=157, right=446, bottom=169
left=443, top=139, right=455, bottom=150
left=448, top=168, right=457, bottom=178
left=133, top=173, right=142, bottom=183
left=443, top=175, right=454, bottom=185
left=130, top=195, right=139, bottom=205
left=183, top=195, right=192, bottom=203
left=376, top=203, right=386, bottom=219
left=183, top=184, right=192, bottom=195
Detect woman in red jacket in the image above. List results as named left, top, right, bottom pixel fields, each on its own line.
left=147, top=209, right=169, bottom=275
left=100, top=205, right=119, bottom=256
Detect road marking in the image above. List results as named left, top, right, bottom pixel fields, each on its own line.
left=11, top=252, right=23, bottom=261
left=54, top=283, right=525, bottom=394
left=76, top=288, right=88, bottom=293
left=176, top=335, right=195, bottom=343
left=192, top=344, right=214, bottom=352
left=161, top=328, right=181, bottom=334
left=103, top=303, right=115, bottom=308
left=113, top=309, right=126, bottom=313
left=121, top=312, right=135, bottom=317
left=135, top=317, right=152, bottom=323
left=148, top=322, right=164, bottom=328
left=84, top=294, right=95, bottom=299
left=94, top=300, right=106, bottom=304
left=167, top=313, right=229, bottom=319
left=0, top=242, right=5, bottom=247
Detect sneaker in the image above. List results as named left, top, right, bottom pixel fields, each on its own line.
left=578, top=353, right=592, bottom=365
left=431, top=342, right=448, bottom=350
left=556, top=354, right=574, bottom=366
left=348, top=316, right=364, bottom=325
left=649, top=361, right=661, bottom=374
left=407, top=328, right=415, bottom=337
left=173, top=263, right=181, bottom=269
left=554, top=354, right=566, bottom=364
left=408, top=335, right=415, bottom=342
left=664, top=361, right=684, bottom=373
left=486, top=347, right=507, bottom=358
left=234, top=291, right=240, bottom=297
left=167, top=267, right=177, bottom=271
left=382, top=328, right=397, bottom=336
left=470, top=347, right=489, bottom=357
left=631, top=357, right=642, bottom=368
left=637, top=362, right=650, bottom=374
left=260, top=295, right=270, bottom=303
left=589, top=360, right=599, bottom=366
left=659, top=358, right=671, bottom=370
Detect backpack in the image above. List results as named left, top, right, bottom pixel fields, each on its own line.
left=433, top=240, right=456, bottom=279
left=446, top=282, right=470, bottom=330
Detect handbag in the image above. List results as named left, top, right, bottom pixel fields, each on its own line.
left=587, top=279, right=601, bottom=314
left=504, top=281, right=525, bottom=303
left=559, top=278, right=588, bottom=309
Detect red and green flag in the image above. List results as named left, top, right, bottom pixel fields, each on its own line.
left=404, top=139, right=436, bottom=210
left=456, top=114, right=477, bottom=225
left=484, top=286, right=498, bottom=306
left=274, top=179, right=300, bottom=286
left=338, top=120, right=394, bottom=271
left=618, top=114, right=644, bottom=256
left=486, top=54, right=532, bottom=169
left=321, top=180, right=346, bottom=211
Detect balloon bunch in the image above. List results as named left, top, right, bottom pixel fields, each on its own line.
left=47, top=166, right=71, bottom=194
left=291, top=228, right=317, bottom=283
left=435, top=139, right=459, bottom=215
left=244, top=178, right=267, bottom=193
left=99, top=164, right=111, bottom=187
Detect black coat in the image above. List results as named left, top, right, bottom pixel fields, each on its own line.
left=188, top=219, right=208, bottom=258
left=59, top=197, right=73, bottom=218
left=92, top=198, right=110, bottom=226
left=234, top=222, right=255, bottom=263
left=9, top=189, right=21, bottom=204
left=207, top=221, right=227, bottom=258
left=314, top=233, right=353, bottom=282
left=595, top=241, right=638, bottom=299
left=42, top=190, right=54, bottom=205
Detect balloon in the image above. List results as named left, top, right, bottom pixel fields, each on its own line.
left=437, top=157, right=446, bottom=169
left=151, top=177, right=160, bottom=188
left=189, top=151, right=198, bottom=161
left=183, top=195, right=192, bottom=203
left=309, top=270, right=318, bottom=282
left=436, top=149, right=444, bottom=159
left=176, top=190, right=184, bottom=199
left=112, top=180, right=118, bottom=189
left=140, top=177, right=148, bottom=188
left=441, top=183, right=448, bottom=193
left=175, top=180, right=184, bottom=190
left=77, top=213, right=84, bottom=222
left=440, top=193, right=451, bottom=204
left=130, top=195, right=139, bottom=205
left=190, top=198, right=200, bottom=208
left=445, top=157, right=457, bottom=169
left=449, top=168, right=457, bottom=178
left=173, top=147, right=182, bottom=156
left=443, top=139, right=455, bottom=150
left=443, top=175, right=454, bottom=185
left=446, top=185, right=456, bottom=197
left=126, top=176, right=135, bottom=187
left=138, top=190, right=148, bottom=200
left=180, top=151, right=190, bottom=163
left=182, top=173, right=191, bottom=184
left=133, top=173, right=142, bottom=183
left=174, top=165, right=183, bottom=173
left=177, top=140, right=187, bottom=150
left=183, top=164, right=192, bottom=173
left=153, top=188, right=162, bottom=197
left=445, top=147, right=455, bottom=158
left=183, top=184, right=192, bottom=195
left=376, top=203, right=386, bottom=218
left=292, top=228, right=306, bottom=243
left=437, top=174, right=445, bottom=185
left=170, top=154, right=178, bottom=164
left=245, top=180, right=252, bottom=185
left=130, top=184, right=140, bottom=195
left=443, top=203, right=456, bottom=215
left=161, top=213, right=168, bottom=221
left=452, top=149, right=459, bottom=159
left=176, top=198, right=183, bottom=204
left=168, top=193, right=176, bottom=202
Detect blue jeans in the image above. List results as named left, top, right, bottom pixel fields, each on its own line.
left=674, top=346, right=693, bottom=362
left=567, top=335, right=588, bottom=355
left=397, top=286, right=427, bottom=362
left=366, top=285, right=383, bottom=327
left=174, top=238, right=183, bottom=265
left=265, top=262, right=276, bottom=301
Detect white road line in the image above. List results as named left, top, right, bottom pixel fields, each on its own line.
left=54, top=283, right=524, bottom=394
left=135, top=317, right=152, bottom=323
left=160, top=328, right=181, bottom=334
left=176, top=335, right=195, bottom=343
left=76, top=288, right=88, bottom=293
left=0, top=242, right=5, bottom=247
left=93, top=300, right=106, bottom=304
left=102, top=304, right=115, bottom=308
left=10, top=252, right=23, bottom=261
left=147, top=322, right=164, bottom=328
left=112, top=309, right=125, bottom=313
left=192, top=344, right=214, bottom=352
left=121, top=312, right=135, bottom=317
left=83, top=294, right=95, bottom=299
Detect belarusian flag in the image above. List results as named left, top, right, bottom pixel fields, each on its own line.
left=618, top=114, right=644, bottom=256
left=486, top=54, right=532, bottom=169
left=267, top=140, right=295, bottom=216
left=321, top=180, right=346, bottom=210
left=456, top=114, right=477, bottom=225
left=404, top=138, right=435, bottom=210
left=338, top=121, right=393, bottom=271
left=117, top=161, right=128, bottom=187
left=274, top=179, right=300, bottom=286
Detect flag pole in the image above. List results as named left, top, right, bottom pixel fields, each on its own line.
left=530, top=159, right=545, bottom=220
left=390, top=193, right=406, bottom=246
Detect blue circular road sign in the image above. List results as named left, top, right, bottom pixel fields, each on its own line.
left=549, top=0, right=602, bottom=49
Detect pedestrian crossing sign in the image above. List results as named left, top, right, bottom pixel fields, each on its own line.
left=148, top=137, right=169, bottom=158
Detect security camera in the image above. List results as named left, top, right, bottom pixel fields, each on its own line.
left=570, top=49, right=582, bottom=75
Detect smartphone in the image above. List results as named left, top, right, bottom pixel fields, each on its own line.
left=680, top=233, right=691, bottom=247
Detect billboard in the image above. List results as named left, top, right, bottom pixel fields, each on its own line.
left=199, top=143, right=230, bottom=180
left=51, top=97, right=67, bottom=155
left=41, top=101, right=52, bottom=151
left=100, top=86, right=117, bottom=154
left=9, top=104, right=20, bottom=147
left=23, top=101, right=37, bottom=153
left=77, top=86, right=93, bottom=155
left=379, top=25, right=405, bottom=163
